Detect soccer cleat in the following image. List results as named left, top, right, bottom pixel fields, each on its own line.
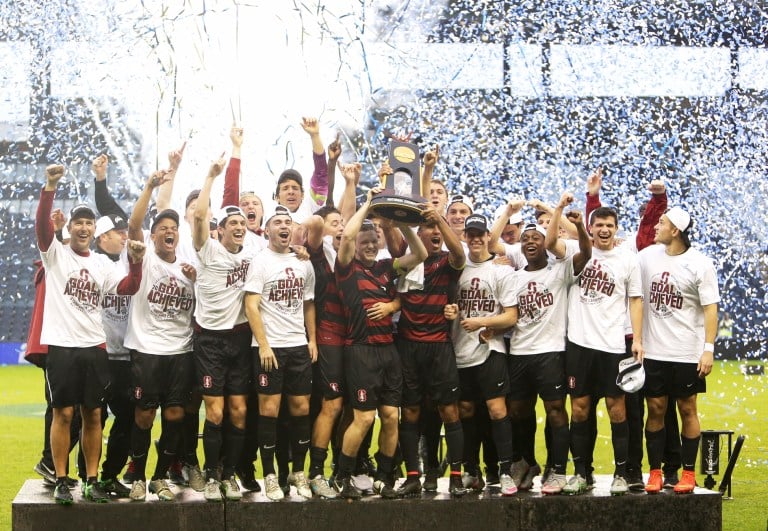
left=34, top=460, right=57, bottom=485
left=448, top=474, right=468, bottom=497
left=610, top=475, right=629, bottom=496
left=123, top=459, right=137, bottom=484
left=149, top=478, right=175, bottom=501
left=264, top=474, right=285, bottom=501
left=221, top=476, right=243, bottom=501
left=541, top=465, right=553, bottom=486
left=519, top=464, right=541, bottom=491
left=663, top=471, right=679, bottom=489
left=204, top=478, right=223, bottom=502
left=350, top=473, right=374, bottom=494
left=184, top=464, right=206, bottom=492
left=81, top=480, right=109, bottom=503
left=53, top=482, right=73, bottom=505
left=673, top=470, right=696, bottom=494
left=396, top=476, right=422, bottom=498
left=100, top=478, right=131, bottom=498
left=645, top=469, right=663, bottom=494
left=129, top=479, right=146, bottom=501
left=562, top=474, right=588, bottom=496
left=335, top=476, right=362, bottom=499
left=167, top=459, right=185, bottom=485
left=509, top=459, right=531, bottom=488
left=626, top=469, right=645, bottom=492
left=462, top=471, right=485, bottom=492
left=423, top=467, right=440, bottom=492
left=541, top=473, right=567, bottom=495
left=309, top=475, right=338, bottom=499
left=287, top=471, right=312, bottom=499
left=373, top=477, right=399, bottom=499
left=499, top=473, right=518, bottom=496
left=235, top=465, right=261, bottom=492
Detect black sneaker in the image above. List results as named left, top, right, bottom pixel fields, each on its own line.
left=54, top=482, right=73, bottom=505
left=423, top=467, right=440, bottom=492
left=100, top=478, right=131, bottom=498
left=626, top=469, right=645, bottom=491
left=34, top=460, right=57, bottom=485
left=449, top=474, right=468, bottom=497
left=663, top=471, right=679, bottom=489
left=373, top=476, right=400, bottom=499
left=396, top=476, right=422, bottom=498
left=236, top=467, right=262, bottom=492
left=485, top=466, right=500, bottom=486
left=335, top=476, right=362, bottom=500
left=83, top=480, right=109, bottom=503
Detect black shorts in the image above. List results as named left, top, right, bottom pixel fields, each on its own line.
left=399, top=339, right=460, bottom=407
left=507, top=351, right=566, bottom=402
left=566, top=341, right=624, bottom=399
left=345, top=343, right=402, bottom=411
left=131, top=351, right=194, bottom=410
left=643, top=358, right=706, bottom=399
left=46, top=345, right=110, bottom=409
left=194, top=328, right=252, bottom=396
left=313, top=344, right=345, bottom=400
left=458, top=351, right=510, bottom=403
left=255, top=346, right=313, bottom=396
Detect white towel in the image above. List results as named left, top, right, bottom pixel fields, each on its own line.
left=397, top=261, right=424, bottom=292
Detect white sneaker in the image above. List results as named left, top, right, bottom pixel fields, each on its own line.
left=499, top=473, right=518, bottom=496
left=541, top=473, right=567, bottom=495
left=222, top=476, right=242, bottom=501
left=310, top=475, right=338, bottom=499
left=203, top=478, right=222, bottom=502
left=264, top=473, right=284, bottom=501
left=148, top=478, right=174, bottom=501
left=183, top=464, right=206, bottom=492
left=288, top=471, right=313, bottom=499
left=610, top=475, right=629, bottom=496
left=129, top=479, right=146, bottom=501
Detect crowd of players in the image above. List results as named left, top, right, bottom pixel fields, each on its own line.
left=27, top=122, right=719, bottom=505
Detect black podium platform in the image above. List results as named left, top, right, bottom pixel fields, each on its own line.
left=13, top=475, right=721, bottom=531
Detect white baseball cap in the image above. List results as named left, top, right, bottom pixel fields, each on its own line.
left=616, top=357, right=645, bottom=393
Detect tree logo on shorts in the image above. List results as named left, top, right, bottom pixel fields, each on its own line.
left=357, top=389, right=367, bottom=403
left=568, top=376, right=576, bottom=389
left=330, top=382, right=339, bottom=393
left=260, top=374, right=269, bottom=387
left=203, top=376, right=213, bottom=389
left=134, top=387, right=142, bottom=400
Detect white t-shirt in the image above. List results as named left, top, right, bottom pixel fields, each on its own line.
left=175, top=222, right=200, bottom=268
left=244, top=230, right=267, bottom=254
left=242, top=248, right=315, bottom=348
left=638, top=244, right=720, bottom=363
left=99, top=250, right=131, bottom=360
left=124, top=251, right=195, bottom=355
left=451, top=257, right=516, bottom=368
left=508, top=257, right=575, bottom=355
left=40, top=239, right=131, bottom=348
left=195, top=238, right=255, bottom=330
left=567, top=247, right=642, bottom=354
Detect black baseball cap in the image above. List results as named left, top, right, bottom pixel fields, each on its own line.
left=69, top=203, right=96, bottom=220
left=464, top=214, right=489, bottom=232
left=151, top=209, right=180, bottom=232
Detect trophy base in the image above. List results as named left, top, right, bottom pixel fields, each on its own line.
left=370, top=194, right=427, bottom=224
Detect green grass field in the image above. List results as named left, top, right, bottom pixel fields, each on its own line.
left=1, top=361, right=766, bottom=529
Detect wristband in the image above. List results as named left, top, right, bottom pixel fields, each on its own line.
left=703, top=342, right=714, bottom=353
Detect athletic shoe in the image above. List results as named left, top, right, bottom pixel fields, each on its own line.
left=357, top=455, right=377, bottom=477
left=541, top=465, right=553, bottom=486
left=221, top=476, right=243, bottom=501
left=423, top=468, right=440, bottom=492
left=673, top=470, right=696, bottom=494
left=129, top=479, right=146, bottom=501
left=351, top=474, right=374, bottom=494
left=663, top=471, right=679, bottom=489
left=462, top=471, right=485, bottom=492
left=123, top=459, right=137, bottom=484
left=100, top=478, right=131, bottom=498
left=167, top=459, right=185, bottom=485
left=396, top=476, right=422, bottom=498
left=509, top=458, right=531, bottom=488
left=184, top=464, right=206, bottom=492
left=309, top=475, right=338, bottom=499
left=235, top=466, right=261, bottom=493
left=149, top=478, right=175, bottom=501
left=288, top=471, right=312, bottom=499
left=499, top=473, right=518, bottom=496
left=626, top=469, right=645, bottom=492
left=63, top=476, right=78, bottom=488
left=562, top=474, right=588, bottom=496
left=373, top=477, right=399, bottom=499
left=541, top=473, right=567, bottom=495
left=34, top=460, right=56, bottom=485
left=610, top=475, right=629, bottom=496
left=81, top=480, right=108, bottom=503
left=485, top=466, right=500, bottom=486
left=204, top=478, right=223, bottom=502
left=448, top=474, right=468, bottom=497
left=335, top=476, right=362, bottom=500
left=519, top=464, right=541, bottom=491
left=264, top=474, right=284, bottom=501
left=53, top=482, right=73, bottom=505
left=645, top=469, right=663, bottom=494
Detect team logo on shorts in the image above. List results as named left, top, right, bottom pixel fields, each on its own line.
left=568, top=376, right=576, bottom=389
left=357, top=389, right=367, bottom=403
left=330, top=382, right=339, bottom=393
left=259, top=374, right=269, bottom=387
left=203, top=375, right=213, bottom=389
left=134, top=387, right=143, bottom=400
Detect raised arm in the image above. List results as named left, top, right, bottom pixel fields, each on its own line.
left=325, top=133, right=341, bottom=208
left=221, top=126, right=243, bottom=208
left=423, top=204, right=466, bottom=269
left=568, top=209, right=591, bottom=275
left=545, top=193, right=572, bottom=259
left=636, top=179, right=667, bottom=251
left=337, top=186, right=377, bottom=267
left=420, top=144, right=439, bottom=198
left=92, top=155, right=128, bottom=219
left=155, top=141, right=186, bottom=211
left=393, top=221, right=428, bottom=273
left=193, top=154, right=226, bottom=251
left=489, top=198, right=525, bottom=254
left=36, top=165, right=65, bottom=251
left=338, top=162, right=361, bottom=226
left=530, top=198, right=579, bottom=239
left=302, top=117, right=328, bottom=206
left=129, top=171, right=172, bottom=241
left=584, top=167, right=603, bottom=230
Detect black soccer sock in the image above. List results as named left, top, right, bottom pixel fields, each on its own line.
left=258, top=415, right=278, bottom=476
left=238, top=394, right=259, bottom=472
left=423, top=409, right=442, bottom=469
left=681, top=435, right=700, bottom=472
left=586, top=401, right=598, bottom=475
left=645, top=427, right=666, bottom=470
left=444, top=421, right=464, bottom=473
left=337, top=452, right=356, bottom=480
left=490, top=416, right=513, bottom=472
left=152, top=418, right=182, bottom=481
left=308, top=446, right=329, bottom=479
left=611, top=421, right=629, bottom=478
left=181, top=411, right=200, bottom=466
left=276, top=412, right=291, bottom=479
left=202, top=420, right=223, bottom=480
left=130, top=422, right=152, bottom=481
left=570, top=420, right=589, bottom=477
left=399, top=419, right=421, bottom=474
left=375, top=452, right=394, bottom=481
left=518, top=415, right=538, bottom=466
left=551, top=423, right=570, bottom=475
left=461, top=417, right=480, bottom=474
left=290, top=415, right=311, bottom=473
left=222, top=423, right=246, bottom=479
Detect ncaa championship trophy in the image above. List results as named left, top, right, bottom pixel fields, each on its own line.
left=369, top=139, right=427, bottom=224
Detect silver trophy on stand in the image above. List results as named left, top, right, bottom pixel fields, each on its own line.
left=369, top=139, right=427, bottom=224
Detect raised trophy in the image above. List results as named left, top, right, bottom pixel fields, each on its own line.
left=369, top=139, right=427, bottom=224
